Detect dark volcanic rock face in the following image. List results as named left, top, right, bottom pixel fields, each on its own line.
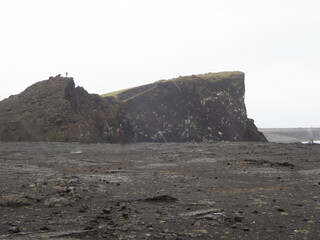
left=0, top=76, right=132, bottom=143
left=112, top=71, right=267, bottom=142
left=0, top=71, right=266, bottom=143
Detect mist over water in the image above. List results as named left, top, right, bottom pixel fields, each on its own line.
left=261, top=127, right=320, bottom=144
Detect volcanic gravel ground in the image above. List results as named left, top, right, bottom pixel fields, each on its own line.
left=0, top=142, right=319, bottom=239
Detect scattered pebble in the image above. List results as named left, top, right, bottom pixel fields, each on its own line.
left=103, top=208, right=111, bottom=214
left=79, top=204, right=89, bottom=212
left=8, top=226, right=20, bottom=233
left=95, top=213, right=106, bottom=219
left=204, top=214, right=215, bottom=220
left=40, top=226, right=50, bottom=231
left=234, top=216, right=243, bottom=222
left=83, top=226, right=93, bottom=230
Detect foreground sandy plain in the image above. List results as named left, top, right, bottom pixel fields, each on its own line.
left=0, top=142, right=319, bottom=239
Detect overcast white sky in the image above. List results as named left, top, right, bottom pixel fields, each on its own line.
left=0, top=0, right=319, bottom=128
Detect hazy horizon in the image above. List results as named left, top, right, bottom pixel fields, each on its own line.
left=1, top=0, right=319, bottom=128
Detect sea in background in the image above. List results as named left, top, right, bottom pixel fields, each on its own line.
left=260, top=128, right=320, bottom=144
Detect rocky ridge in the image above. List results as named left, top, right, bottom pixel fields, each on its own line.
left=105, top=71, right=266, bottom=142
left=0, top=75, right=132, bottom=143
left=0, top=72, right=266, bottom=143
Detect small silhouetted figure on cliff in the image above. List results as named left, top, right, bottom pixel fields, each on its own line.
left=66, top=72, right=68, bottom=77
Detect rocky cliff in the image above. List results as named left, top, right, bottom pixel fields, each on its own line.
left=0, top=72, right=266, bottom=143
left=105, top=71, right=267, bottom=142
left=0, top=75, right=132, bottom=143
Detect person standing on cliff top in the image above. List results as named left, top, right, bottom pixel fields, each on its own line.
left=66, top=72, right=68, bottom=77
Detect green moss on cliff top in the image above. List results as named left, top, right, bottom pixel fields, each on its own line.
left=197, top=71, right=243, bottom=81
left=102, top=71, right=244, bottom=99
left=101, top=87, right=134, bottom=98
left=170, top=71, right=244, bottom=83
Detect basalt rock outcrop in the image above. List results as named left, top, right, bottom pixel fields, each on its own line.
left=0, top=75, right=132, bottom=143
left=105, top=71, right=267, bottom=142
left=0, top=72, right=266, bottom=143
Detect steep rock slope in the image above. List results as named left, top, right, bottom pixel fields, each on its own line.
left=106, top=71, right=267, bottom=142
left=0, top=76, right=132, bottom=142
